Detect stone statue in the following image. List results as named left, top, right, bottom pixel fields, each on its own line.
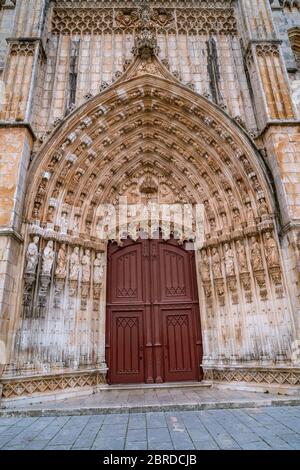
left=32, top=201, right=41, bottom=219
left=246, top=201, right=255, bottom=221
left=233, top=208, right=241, bottom=226
left=47, top=206, right=55, bottom=223
left=200, top=249, right=210, bottom=281
left=81, top=249, right=91, bottom=283
left=60, top=212, right=69, bottom=234
left=224, top=243, right=235, bottom=276
left=41, top=241, right=55, bottom=276
left=221, top=212, right=228, bottom=228
left=55, top=244, right=67, bottom=279
left=73, top=215, right=80, bottom=234
left=69, top=247, right=80, bottom=281
left=209, top=218, right=216, bottom=232
left=236, top=240, right=248, bottom=272
left=212, top=247, right=222, bottom=278
left=25, top=236, right=39, bottom=273
left=250, top=237, right=263, bottom=271
left=226, top=188, right=235, bottom=206
left=265, top=231, right=280, bottom=267
left=94, top=253, right=104, bottom=285
left=259, top=198, right=269, bottom=216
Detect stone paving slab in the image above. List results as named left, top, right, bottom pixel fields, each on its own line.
left=0, top=406, right=299, bottom=450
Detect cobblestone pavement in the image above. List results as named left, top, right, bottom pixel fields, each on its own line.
left=0, top=406, right=300, bottom=450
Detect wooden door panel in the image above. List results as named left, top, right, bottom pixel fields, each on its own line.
left=109, top=243, right=144, bottom=304
left=110, top=309, right=144, bottom=384
left=162, top=308, right=198, bottom=382
left=106, top=237, right=202, bottom=384
left=157, top=242, right=194, bottom=302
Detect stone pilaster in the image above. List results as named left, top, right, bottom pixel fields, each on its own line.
left=0, top=0, right=49, bottom=380
left=270, top=0, right=298, bottom=72
left=237, top=0, right=300, bottom=350
left=238, top=0, right=297, bottom=130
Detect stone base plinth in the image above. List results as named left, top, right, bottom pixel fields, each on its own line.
left=204, top=366, right=300, bottom=395
left=0, top=368, right=108, bottom=403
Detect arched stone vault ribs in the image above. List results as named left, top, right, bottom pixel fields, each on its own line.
left=10, top=51, right=297, bottom=381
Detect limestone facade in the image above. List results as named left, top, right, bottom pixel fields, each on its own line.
left=0, top=0, right=300, bottom=401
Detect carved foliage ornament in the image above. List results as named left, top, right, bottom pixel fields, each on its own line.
left=132, top=28, right=160, bottom=59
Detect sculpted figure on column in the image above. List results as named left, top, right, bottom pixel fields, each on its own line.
left=41, top=241, right=55, bottom=276
left=246, top=201, right=255, bottom=223
left=212, top=247, right=222, bottom=278
left=25, top=236, right=40, bottom=273
left=233, top=208, right=241, bottom=226
left=236, top=240, right=248, bottom=272
left=200, top=249, right=210, bottom=281
left=69, top=247, right=80, bottom=281
left=94, top=253, right=104, bottom=285
left=250, top=237, right=263, bottom=271
left=259, top=198, right=269, bottom=217
left=265, top=232, right=280, bottom=267
left=224, top=243, right=235, bottom=276
left=55, top=244, right=67, bottom=279
left=82, top=249, right=91, bottom=282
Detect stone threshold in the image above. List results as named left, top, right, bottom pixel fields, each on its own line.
left=98, top=381, right=212, bottom=391
left=1, top=395, right=300, bottom=418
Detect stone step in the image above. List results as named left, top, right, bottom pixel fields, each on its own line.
left=98, top=381, right=212, bottom=391
left=1, top=396, right=300, bottom=418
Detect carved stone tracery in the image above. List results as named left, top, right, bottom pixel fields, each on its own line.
left=8, top=40, right=36, bottom=56
left=51, top=5, right=237, bottom=35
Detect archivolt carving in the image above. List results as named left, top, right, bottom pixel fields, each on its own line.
left=27, top=52, right=275, bottom=244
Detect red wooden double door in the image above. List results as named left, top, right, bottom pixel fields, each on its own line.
left=106, top=237, right=203, bottom=384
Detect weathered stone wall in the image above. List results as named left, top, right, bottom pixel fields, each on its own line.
left=30, top=0, right=258, bottom=141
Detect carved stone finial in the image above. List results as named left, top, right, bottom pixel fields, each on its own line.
left=138, top=0, right=152, bottom=26
left=132, top=28, right=160, bottom=59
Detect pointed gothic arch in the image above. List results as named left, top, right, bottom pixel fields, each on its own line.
left=27, top=52, right=278, bottom=232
